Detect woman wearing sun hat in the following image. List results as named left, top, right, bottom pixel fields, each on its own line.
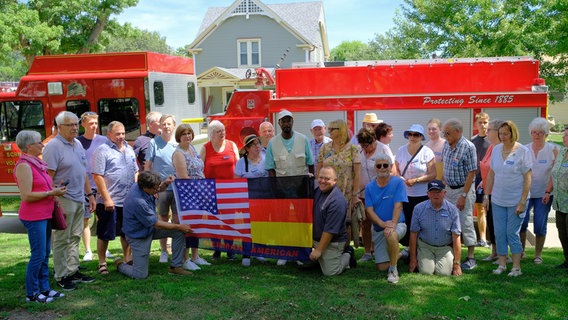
left=395, top=124, right=436, bottom=249
left=234, top=134, right=268, bottom=267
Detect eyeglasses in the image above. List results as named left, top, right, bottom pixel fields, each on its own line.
left=328, top=127, right=339, bottom=131
left=407, top=132, right=421, bottom=138
left=441, top=131, right=451, bottom=137
left=59, top=123, right=79, bottom=127
left=29, top=141, right=44, bottom=146
left=360, top=143, right=371, bottom=149
left=530, top=131, right=545, bottom=136
left=375, top=163, right=390, bottom=169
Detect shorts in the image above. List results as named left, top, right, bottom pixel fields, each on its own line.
left=156, top=190, right=178, bottom=217
left=372, top=222, right=407, bottom=264
left=96, top=204, right=125, bottom=240
left=83, top=203, right=93, bottom=219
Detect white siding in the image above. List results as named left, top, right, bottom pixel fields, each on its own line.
left=482, top=108, right=541, bottom=144
left=148, top=72, right=202, bottom=135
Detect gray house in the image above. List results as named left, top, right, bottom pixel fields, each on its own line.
left=187, top=0, right=329, bottom=115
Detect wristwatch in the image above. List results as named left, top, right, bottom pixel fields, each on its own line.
left=461, top=192, right=467, bottom=197
left=453, top=261, right=460, bottom=266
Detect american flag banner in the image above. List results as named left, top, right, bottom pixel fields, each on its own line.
left=173, top=176, right=314, bottom=260
left=173, top=178, right=251, bottom=241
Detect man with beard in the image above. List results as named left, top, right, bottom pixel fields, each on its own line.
left=364, top=153, right=408, bottom=284
left=265, top=110, right=314, bottom=266
left=265, top=110, right=314, bottom=177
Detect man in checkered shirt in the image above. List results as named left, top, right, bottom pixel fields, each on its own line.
left=441, top=118, right=478, bottom=271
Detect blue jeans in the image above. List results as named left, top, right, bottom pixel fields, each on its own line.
left=21, top=219, right=52, bottom=297
left=521, top=196, right=553, bottom=235
left=492, top=203, right=525, bottom=256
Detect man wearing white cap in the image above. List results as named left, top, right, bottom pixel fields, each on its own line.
left=309, top=119, right=332, bottom=174
left=265, top=109, right=314, bottom=177
left=265, top=109, right=314, bottom=266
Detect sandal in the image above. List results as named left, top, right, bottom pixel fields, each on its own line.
left=98, top=264, right=109, bottom=275
left=492, top=265, right=506, bottom=275
left=533, top=256, right=543, bottom=265
left=508, top=267, right=522, bottom=277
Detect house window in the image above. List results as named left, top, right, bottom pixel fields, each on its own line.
left=238, top=39, right=261, bottom=67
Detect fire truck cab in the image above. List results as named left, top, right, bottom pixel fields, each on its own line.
left=0, top=51, right=201, bottom=195
left=212, top=57, right=548, bottom=152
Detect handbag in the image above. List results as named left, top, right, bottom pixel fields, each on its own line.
left=52, top=198, right=67, bottom=230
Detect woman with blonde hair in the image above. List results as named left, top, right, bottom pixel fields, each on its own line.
left=317, top=119, right=361, bottom=246
left=484, top=120, right=532, bottom=277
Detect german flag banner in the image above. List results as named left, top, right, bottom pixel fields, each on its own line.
left=173, top=176, right=314, bottom=261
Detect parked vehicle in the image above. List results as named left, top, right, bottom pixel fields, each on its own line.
left=211, top=57, right=548, bottom=150
left=0, top=51, right=201, bottom=196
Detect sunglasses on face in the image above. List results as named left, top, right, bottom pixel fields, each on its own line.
left=407, top=132, right=421, bottom=138
left=375, top=163, right=390, bottom=169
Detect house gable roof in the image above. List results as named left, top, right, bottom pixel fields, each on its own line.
left=189, top=0, right=326, bottom=52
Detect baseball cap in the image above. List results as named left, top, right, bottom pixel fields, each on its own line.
left=277, top=110, right=293, bottom=121
left=311, top=119, right=325, bottom=129
left=427, top=180, right=446, bottom=191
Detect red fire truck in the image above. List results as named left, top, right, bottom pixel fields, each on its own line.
left=0, top=51, right=201, bottom=196
left=211, top=57, right=548, bottom=150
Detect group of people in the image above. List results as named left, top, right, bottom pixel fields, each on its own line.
left=14, top=107, right=568, bottom=303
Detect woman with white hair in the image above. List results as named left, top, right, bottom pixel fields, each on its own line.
left=15, top=130, right=67, bottom=303
left=520, top=117, right=558, bottom=264
left=200, top=120, right=239, bottom=260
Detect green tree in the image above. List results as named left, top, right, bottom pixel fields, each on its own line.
left=104, top=23, right=173, bottom=54
left=369, top=0, right=567, bottom=98
left=330, top=40, right=377, bottom=61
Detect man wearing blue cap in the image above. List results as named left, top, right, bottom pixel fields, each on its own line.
left=409, top=180, right=462, bottom=276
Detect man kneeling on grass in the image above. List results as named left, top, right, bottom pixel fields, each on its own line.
left=115, top=171, right=193, bottom=278
left=309, top=166, right=357, bottom=275
left=409, top=180, right=462, bottom=276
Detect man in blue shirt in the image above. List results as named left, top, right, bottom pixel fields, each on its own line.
left=409, top=180, right=462, bottom=276
left=310, top=166, right=356, bottom=275
left=365, top=153, right=408, bottom=284
left=115, top=171, right=193, bottom=279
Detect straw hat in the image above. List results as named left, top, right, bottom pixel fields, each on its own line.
left=363, top=113, right=382, bottom=124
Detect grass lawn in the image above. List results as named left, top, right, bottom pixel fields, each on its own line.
left=0, top=234, right=567, bottom=320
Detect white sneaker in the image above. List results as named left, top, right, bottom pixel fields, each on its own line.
left=192, top=257, right=211, bottom=266
left=387, top=267, right=399, bottom=284
left=358, top=253, right=373, bottom=262
left=276, top=259, right=287, bottom=266
left=159, top=251, right=169, bottom=263
left=242, top=258, right=251, bottom=267
left=83, top=251, right=93, bottom=262
left=105, top=251, right=115, bottom=259
left=255, top=256, right=267, bottom=262
left=183, top=259, right=201, bottom=271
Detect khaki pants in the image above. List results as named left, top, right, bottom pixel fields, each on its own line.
left=52, top=197, right=84, bottom=281
left=417, top=238, right=454, bottom=276
left=313, top=240, right=349, bottom=276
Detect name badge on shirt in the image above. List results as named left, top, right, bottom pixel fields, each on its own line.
left=440, top=213, right=449, bottom=218
left=562, top=163, right=568, bottom=167
left=223, top=155, right=230, bottom=160
left=451, top=158, right=459, bottom=167
left=382, top=195, right=392, bottom=200
left=505, top=160, right=514, bottom=165
left=539, top=160, right=547, bottom=164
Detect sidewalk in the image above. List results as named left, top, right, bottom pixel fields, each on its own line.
left=526, top=222, right=561, bottom=248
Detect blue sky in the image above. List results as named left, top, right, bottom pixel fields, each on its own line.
left=115, top=0, right=403, bottom=50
